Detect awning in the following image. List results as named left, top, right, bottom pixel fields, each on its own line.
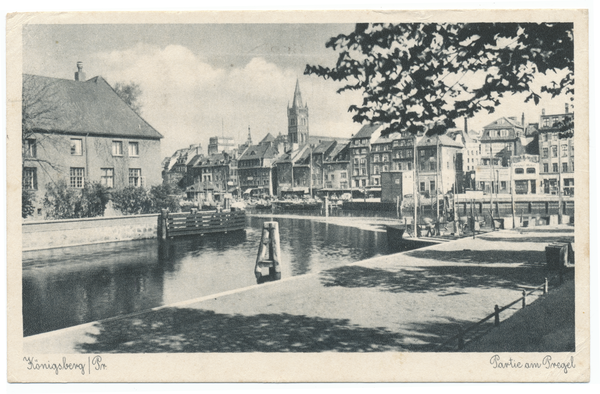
left=243, top=188, right=254, bottom=194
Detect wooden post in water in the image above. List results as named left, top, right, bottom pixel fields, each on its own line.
left=396, top=195, right=400, bottom=219
left=544, top=277, right=549, bottom=295
left=254, top=221, right=282, bottom=283
left=522, top=290, right=527, bottom=309
left=158, top=209, right=168, bottom=241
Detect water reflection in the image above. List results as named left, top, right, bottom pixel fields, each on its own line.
left=23, top=217, right=392, bottom=336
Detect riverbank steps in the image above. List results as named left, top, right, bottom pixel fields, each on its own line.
left=24, top=225, right=575, bottom=353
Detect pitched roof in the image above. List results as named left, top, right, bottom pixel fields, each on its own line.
left=352, top=123, right=381, bottom=139
left=417, top=134, right=464, bottom=148
left=23, top=74, right=163, bottom=139
left=312, top=140, right=336, bottom=155
left=260, top=133, right=275, bottom=144
left=238, top=143, right=278, bottom=162
left=483, top=116, right=524, bottom=130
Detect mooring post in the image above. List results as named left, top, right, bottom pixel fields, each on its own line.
left=254, top=221, right=281, bottom=283
left=544, top=277, right=548, bottom=295
left=522, top=290, right=527, bottom=309
left=396, top=195, right=400, bottom=219
left=494, top=305, right=500, bottom=327
left=158, top=209, right=168, bottom=241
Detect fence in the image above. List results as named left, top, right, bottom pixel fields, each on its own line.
left=435, top=275, right=560, bottom=352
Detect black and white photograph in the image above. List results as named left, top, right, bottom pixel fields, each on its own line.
left=5, top=8, right=591, bottom=383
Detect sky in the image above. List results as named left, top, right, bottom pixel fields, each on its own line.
left=22, top=23, right=573, bottom=158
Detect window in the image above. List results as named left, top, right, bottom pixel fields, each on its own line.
left=430, top=181, right=436, bottom=192
left=341, top=172, right=346, bottom=179
left=501, top=181, right=507, bottom=190
left=373, top=155, right=380, bottom=162
left=429, top=162, right=436, bottom=171
left=420, top=182, right=426, bottom=192
left=290, top=118, right=296, bottom=126
left=112, top=141, right=123, bottom=156
left=526, top=167, right=536, bottom=174
left=128, top=142, right=139, bottom=157
left=101, top=168, right=114, bottom=187
left=24, top=139, right=36, bottom=157
left=129, top=168, right=142, bottom=187
left=70, top=167, right=85, bottom=188
left=361, top=179, right=366, bottom=187
left=552, top=163, right=558, bottom=173
left=382, top=154, right=388, bottom=162
left=71, top=139, right=83, bottom=155
left=382, top=165, right=388, bottom=172
left=561, top=145, right=568, bottom=157
left=543, top=163, right=549, bottom=173
left=551, top=146, right=557, bottom=158
left=562, top=163, right=568, bottom=172
left=23, top=167, right=37, bottom=190
left=542, top=148, right=548, bottom=158
left=515, top=168, right=524, bottom=174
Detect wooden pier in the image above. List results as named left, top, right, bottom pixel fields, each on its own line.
left=157, top=209, right=246, bottom=240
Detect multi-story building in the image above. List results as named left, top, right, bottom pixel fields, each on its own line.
left=322, top=142, right=351, bottom=193
left=348, top=124, right=381, bottom=194
left=391, top=131, right=415, bottom=173
left=369, top=133, right=395, bottom=189
left=161, top=144, right=203, bottom=188
left=22, top=64, right=163, bottom=218
left=185, top=152, right=239, bottom=203
left=416, top=134, right=463, bottom=196
left=238, top=142, right=279, bottom=197
left=537, top=106, right=574, bottom=196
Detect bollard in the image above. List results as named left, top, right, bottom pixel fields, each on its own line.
left=158, top=209, right=168, bottom=241
left=544, top=277, right=548, bottom=295
left=522, top=290, right=527, bottom=309
left=494, top=305, right=500, bottom=326
left=254, top=221, right=282, bottom=283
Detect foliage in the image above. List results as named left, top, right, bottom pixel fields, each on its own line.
left=80, top=182, right=112, bottom=218
left=43, top=180, right=83, bottom=219
left=43, top=180, right=111, bottom=219
left=306, top=23, right=574, bottom=136
left=113, top=81, right=143, bottom=115
left=149, top=184, right=181, bottom=213
left=111, top=186, right=154, bottom=215
left=22, top=189, right=36, bottom=219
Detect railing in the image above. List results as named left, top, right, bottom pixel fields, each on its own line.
left=435, top=275, right=557, bottom=352
left=157, top=209, right=246, bottom=239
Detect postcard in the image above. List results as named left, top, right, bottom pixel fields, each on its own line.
left=6, top=9, right=590, bottom=382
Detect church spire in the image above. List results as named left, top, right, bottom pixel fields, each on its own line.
left=291, top=78, right=304, bottom=109
left=246, top=126, right=253, bottom=145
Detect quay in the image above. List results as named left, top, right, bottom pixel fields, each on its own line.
left=24, top=225, right=575, bottom=354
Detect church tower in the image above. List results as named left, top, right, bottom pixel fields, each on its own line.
left=287, top=79, right=309, bottom=145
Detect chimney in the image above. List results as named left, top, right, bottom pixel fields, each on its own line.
left=521, top=112, right=525, bottom=127
left=74, top=61, right=86, bottom=81
left=565, top=103, right=569, bottom=114
left=542, top=108, right=545, bottom=116
left=464, top=117, right=468, bottom=134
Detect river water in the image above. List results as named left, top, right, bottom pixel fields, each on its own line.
left=23, top=216, right=396, bottom=336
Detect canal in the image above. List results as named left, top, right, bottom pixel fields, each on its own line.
left=23, top=216, right=397, bottom=336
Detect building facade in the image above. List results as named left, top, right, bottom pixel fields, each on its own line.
left=537, top=107, right=575, bottom=196
left=22, top=66, right=163, bottom=218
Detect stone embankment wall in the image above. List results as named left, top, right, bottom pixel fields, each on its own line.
left=22, top=214, right=158, bottom=251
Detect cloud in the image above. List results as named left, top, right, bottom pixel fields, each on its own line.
left=91, top=43, right=360, bottom=157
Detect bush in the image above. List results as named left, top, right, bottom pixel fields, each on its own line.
left=43, top=180, right=83, bottom=219
left=43, top=180, right=110, bottom=220
left=22, top=189, right=36, bottom=218
left=149, top=184, right=180, bottom=213
left=111, top=186, right=153, bottom=215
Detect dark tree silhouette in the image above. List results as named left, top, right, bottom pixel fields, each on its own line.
left=113, top=81, right=143, bottom=115
left=305, top=23, right=574, bottom=136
